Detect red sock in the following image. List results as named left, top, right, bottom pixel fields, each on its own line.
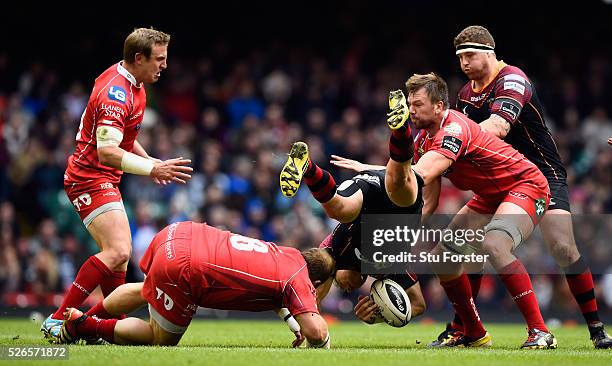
left=563, top=257, right=600, bottom=325
left=303, top=161, right=337, bottom=203
left=389, top=125, right=414, bottom=163
left=499, top=260, right=548, bottom=332
left=52, top=256, right=111, bottom=319
left=440, top=274, right=486, bottom=338
left=76, top=316, right=117, bottom=343
left=452, top=272, right=483, bottom=330
left=100, top=271, right=127, bottom=297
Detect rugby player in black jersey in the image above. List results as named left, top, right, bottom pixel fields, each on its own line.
left=279, top=94, right=426, bottom=324
left=430, top=25, right=611, bottom=349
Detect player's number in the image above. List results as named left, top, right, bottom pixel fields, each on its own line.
left=230, top=235, right=269, bottom=253
left=72, top=193, right=91, bottom=211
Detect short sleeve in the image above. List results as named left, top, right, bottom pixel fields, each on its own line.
left=284, top=274, right=319, bottom=315
left=428, top=121, right=468, bottom=162
left=490, top=73, right=533, bottom=124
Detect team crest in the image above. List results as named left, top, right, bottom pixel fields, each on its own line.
left=443, top=122, right=462, bottom=136
left=535, top=198, right=546, bottom=216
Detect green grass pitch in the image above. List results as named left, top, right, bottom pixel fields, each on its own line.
left=0, top=319, right=610, bottom=366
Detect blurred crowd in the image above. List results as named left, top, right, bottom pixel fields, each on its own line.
left=0, top=34, right=611, bottom=319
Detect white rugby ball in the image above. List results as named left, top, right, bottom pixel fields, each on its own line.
left=370, top=279, right=411, bottom=327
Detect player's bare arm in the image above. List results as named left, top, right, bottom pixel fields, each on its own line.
left=412, top=151, right=453, bottom=186
left=330, top=155, right=385, bottom=172
left=480, top=114, right=511, bottom=138
left=422, top=175, right=441, bottom=220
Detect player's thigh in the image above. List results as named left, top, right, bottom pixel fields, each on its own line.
left=405, top=282, right=426, bottom=316
left=150, top=316, right=184, bottom=346
left=488, top=201, right=536, bottom=249
left=87, top=209, right=132, bottom=251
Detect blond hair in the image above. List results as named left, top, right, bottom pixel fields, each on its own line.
left=123, top=27, right=171, bottom=64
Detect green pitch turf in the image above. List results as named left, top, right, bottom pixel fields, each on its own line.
left=0, top=319, right=610, bottom=366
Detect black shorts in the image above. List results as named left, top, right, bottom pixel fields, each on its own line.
left=546, top=177, right=570, bottom=212
left=319, top=223, right=419, bottom=290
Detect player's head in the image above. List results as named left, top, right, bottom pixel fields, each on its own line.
left=405, top=73, right=449, bottom=129
left=301, top=248, right=335, bottom=287
left=454, top=25, right=497, bottom=81
left=123, top=27, right=171, bottom=84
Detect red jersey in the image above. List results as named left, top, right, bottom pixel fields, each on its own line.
left=188, top=223, right=318, bottom=315
left=413, top=109, right=548, bottom=198
left=65, top=62, right=147, bottom=184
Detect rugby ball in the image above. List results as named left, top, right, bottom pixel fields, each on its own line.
left=370, top=279, right=411, bottom=327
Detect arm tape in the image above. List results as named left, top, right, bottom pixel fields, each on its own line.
left=121, top=151, right=154, bottom=175
left=96, top=125, right=123, bottom=148
left=277, top=308, right=300, bottom=333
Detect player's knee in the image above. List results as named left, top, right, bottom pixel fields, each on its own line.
left=104, top=244, right=132, bottom=267
left=481, top=231, right=513, bottom=257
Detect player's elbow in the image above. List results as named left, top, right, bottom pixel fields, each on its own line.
left=97, top=147, right=113, bottom=167
left=303, top=323, right=328, bottom=346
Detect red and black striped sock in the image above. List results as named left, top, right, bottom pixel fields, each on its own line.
left=563, top=256, right=600, bottom=326
left=303, top=160, right=337, bottom=203
left=451, top=272, right=483, bottom=330
left=389, top=125, right=414, bottom=163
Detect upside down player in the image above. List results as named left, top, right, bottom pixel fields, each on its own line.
left=56, top=221, right=333, bottom=348
left=278, top=93, right=427, bottom=324
left=431, top=25, right=611, bottom=349
left=41, top=28, right=193, bottom=339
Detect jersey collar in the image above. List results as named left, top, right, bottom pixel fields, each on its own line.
left=117, top=62, right=141, bottom=88
left=471, top=60, right=507, bottom=93
left=426, top=109, right=450, bottom=138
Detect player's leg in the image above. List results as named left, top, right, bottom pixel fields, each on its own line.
left=429, top=205, right=491, bottom=347
left=87, top=282, right=147, bottom=319
left=280, top=141, right=366, bottom=223
left=540, top=208, right=612, bottom=348
left=43, top=186, right=130, bottom=338
left=385, top=89, right=418, bottom=207
left=481, top=197, right=556, bottom=349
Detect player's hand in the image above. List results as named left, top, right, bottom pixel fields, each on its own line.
left=330, top=155, right=367, bottom=172
left=150, top=157, right=193, bottom=184
left=147, top=157, right=171, bottom=185
left=354, top=295, right=382, bottom=324
left=292, top=330, right=305, bottom=348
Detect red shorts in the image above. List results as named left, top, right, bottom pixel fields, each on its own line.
left=64, top=178, right=124, bottom=227
left=467, top=182, right=550, bottom=224
left=140, top=222, right=197, bottom=334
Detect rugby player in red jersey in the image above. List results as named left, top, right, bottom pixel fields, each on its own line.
left=42, top=28, right=193, bottom=339
left=335, top=73, right=556, bottom=348
left=55, top=221, right=333, bottom=348
left=431, top=25, right=611, bottom=349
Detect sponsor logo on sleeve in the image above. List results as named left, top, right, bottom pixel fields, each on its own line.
left=500, top=101, right=521, bottom=121
left=101, top=103, right=126, bottom=120
left=108, top=86, right=127, bottom=103
left=503, top=81, right=525, bottom=95
left=504, top=74, right=527, bottom=83
left=441, top=136, right=462, bottom=155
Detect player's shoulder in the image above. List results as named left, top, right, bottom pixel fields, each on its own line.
left=457, top=81, right=473, bottom=98
left=94, top=63, right=132, bottom=106
left=498, top=64, right=531, bottom=84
